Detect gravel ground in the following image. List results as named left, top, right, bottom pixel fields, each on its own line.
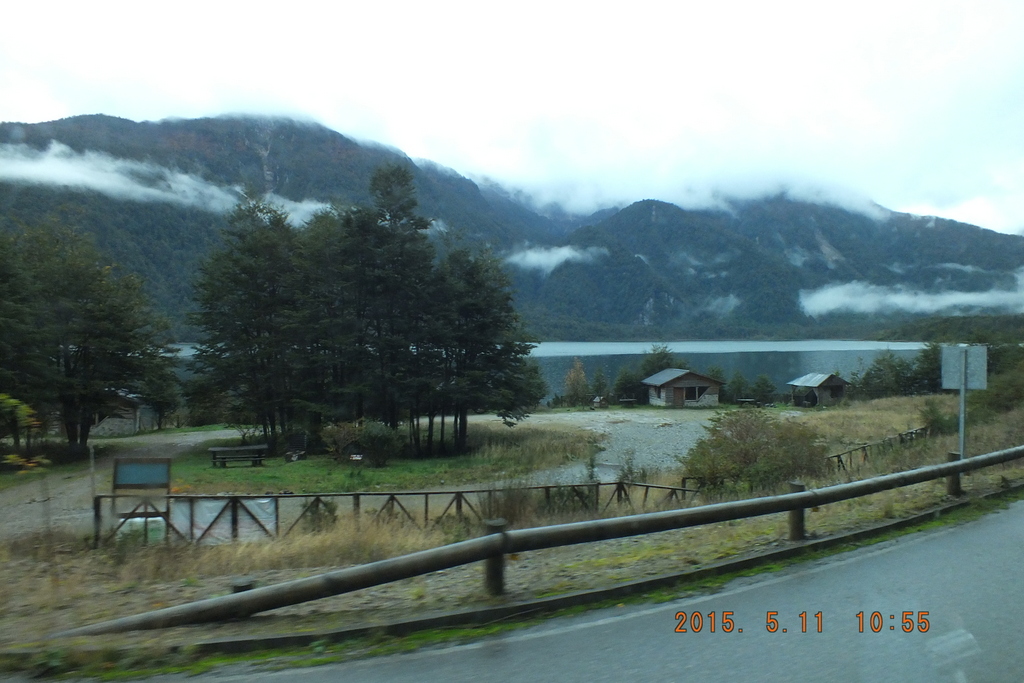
left=500, top=408, right=712, bottom=484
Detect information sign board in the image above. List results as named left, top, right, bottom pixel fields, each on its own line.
left=941, top=345, right=987, bottom=391
left=113, top=458, right=171, bottom=492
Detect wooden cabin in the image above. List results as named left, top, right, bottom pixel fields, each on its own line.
left=641, top=369, right=722, bottom=407
left=788, top=372, right=848, bottom=407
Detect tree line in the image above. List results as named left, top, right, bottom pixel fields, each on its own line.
left=0, top=164, right=543, bottom=460
left=555, top=344, right=779, bottom=407
left=189, top=164, right=545, bottom=456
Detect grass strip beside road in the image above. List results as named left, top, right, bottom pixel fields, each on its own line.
left=9, top=485, right=1024, bottom=681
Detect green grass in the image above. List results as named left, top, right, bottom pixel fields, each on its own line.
left=173, top=449, right=550, bottom=494
left=169, top=424, right=598, bottom=495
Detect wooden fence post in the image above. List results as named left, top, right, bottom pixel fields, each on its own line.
left=947, top=452, right=963, bottom=496
left=93, top=496, right=102, bottom=549
left=788, top=481, right=806, bottom=541
left=484, top=518, right=508, bottom=596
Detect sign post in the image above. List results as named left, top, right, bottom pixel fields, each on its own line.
left=941, top=345, right=987, bottom=476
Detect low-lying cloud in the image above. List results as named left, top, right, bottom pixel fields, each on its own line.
left=800, top=275, right=1024, bottom=316
left=0, top=141, right=241, bottom=211
left=505, top=246, right=608, bottom=275
left=263, top=194, right=330, bottom=226
left=0, top=141, right=327, bottom=226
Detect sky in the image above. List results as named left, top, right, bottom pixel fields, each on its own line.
left=3, top=0, right=1024, bottom=234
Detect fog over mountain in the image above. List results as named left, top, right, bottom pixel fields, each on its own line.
left=2, top=114, right=1023, bottom=340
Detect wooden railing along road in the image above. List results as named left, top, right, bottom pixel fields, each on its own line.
left=61, top=442, right=1024, bottom=637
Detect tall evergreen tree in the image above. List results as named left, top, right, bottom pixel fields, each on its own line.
left=191, top=165, right=542, bottom=457
left=192, top=202, right=298, bottom=439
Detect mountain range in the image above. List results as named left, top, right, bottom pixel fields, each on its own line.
left=2, top=114, right=1023, bottom=340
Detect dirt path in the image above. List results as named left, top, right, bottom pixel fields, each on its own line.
left=0, top=430, right=237, bottom=541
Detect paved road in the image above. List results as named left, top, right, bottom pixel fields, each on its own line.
left=129, top=498, right=1024, bottom=683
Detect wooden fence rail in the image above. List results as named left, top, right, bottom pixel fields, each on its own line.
left=92, top=480, right=697, bottom=547
left=63, top=442, right=1024, bottom=637
left=827, top=426, right=928, bottom=472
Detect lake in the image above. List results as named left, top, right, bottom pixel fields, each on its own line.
left=530, top=340, right=926, bottom=401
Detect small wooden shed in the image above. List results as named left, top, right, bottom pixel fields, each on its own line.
left=788, top=373, right=848, bottom=407
left=641, top=369, right=722, bottom=407
left=91, top=392, right=158, bottom=436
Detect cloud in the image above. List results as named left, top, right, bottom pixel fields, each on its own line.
left=800, top=275, right=1024, bottom=316
left=0, top=141, right=241, bottom=211
left=504, top=246, right=608, bottom=276
left=705, top=294, right=740, bottom=317
left=263, top=193, right=330, bottom=227
left=0, top=141, right=330, bottom=225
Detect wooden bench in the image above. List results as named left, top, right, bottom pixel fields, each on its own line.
left=209, top=444, right=269, bottom=467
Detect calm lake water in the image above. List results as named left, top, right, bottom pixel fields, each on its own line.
left=530, top=340, right=926, bottom=401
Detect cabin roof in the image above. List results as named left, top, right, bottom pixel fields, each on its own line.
left=787, top=372, right=848, bottom=388
left=641, top=368, right=722, bottom=387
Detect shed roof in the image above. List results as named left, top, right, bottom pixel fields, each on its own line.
left=641, top=368, right=722, bottom=387
left=787, top=372, right=848, bottom=388
left=642, top=369, right=688, bottom=386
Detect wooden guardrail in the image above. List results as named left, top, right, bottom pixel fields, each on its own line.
left=60, top=442, right=1024, bottom=637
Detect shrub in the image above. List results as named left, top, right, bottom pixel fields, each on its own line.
left=322, top=422, right=362, bottom=455
left=358, top=421, right=404, bottom=468
left=970, top=360, right=1024, bottom=419
left=919, top=398, right=958, bottom=435
left=683, top=410, right=826, bottom=492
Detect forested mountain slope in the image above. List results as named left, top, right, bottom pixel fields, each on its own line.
left=3, top=114, right=1023, bottom=340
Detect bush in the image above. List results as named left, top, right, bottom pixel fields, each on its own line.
left=919, top=398, right=958, bottom=435
left=683, top=410, right=826, bottom=492
left=970, top=360, right=1024, bottom=418
left=358, top=421, right=404, bottom=468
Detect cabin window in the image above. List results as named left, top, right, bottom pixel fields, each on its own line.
left=684, top=386, right=709, bottom=401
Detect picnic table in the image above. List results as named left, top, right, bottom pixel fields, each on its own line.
left=209, top=444, right=269, bottom=467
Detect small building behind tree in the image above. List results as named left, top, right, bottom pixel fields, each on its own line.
left=641, top=369, right=722, bottom=407
left=787, top=373, right=849, bottom=407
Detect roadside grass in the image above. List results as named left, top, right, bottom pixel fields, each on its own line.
left=8, top=487, right=1024, bottom=681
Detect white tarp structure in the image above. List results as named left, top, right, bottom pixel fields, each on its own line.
left=168, top=498, right=276, bottom=544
